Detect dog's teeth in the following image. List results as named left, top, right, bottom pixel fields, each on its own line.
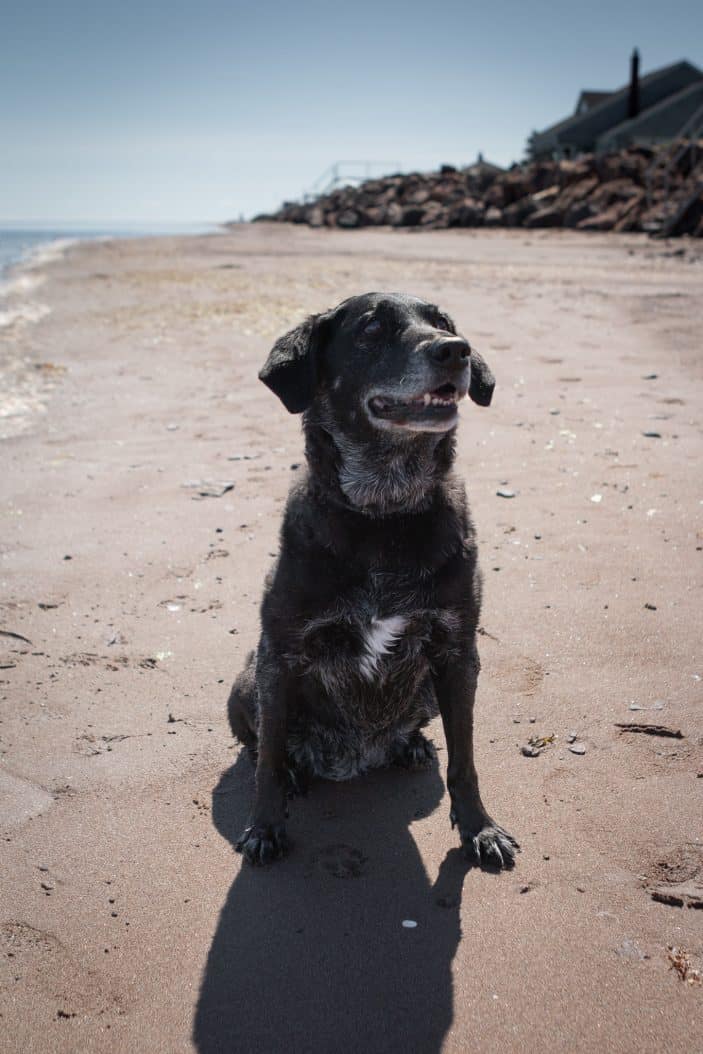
left=423, top=393, right=431, bottom=406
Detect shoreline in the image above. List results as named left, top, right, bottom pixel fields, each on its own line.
left=0, top=237, right=79, bottom=439
left=0, top=226, right=220, bottom=438
left=1, top=224, right=702, bottom=1053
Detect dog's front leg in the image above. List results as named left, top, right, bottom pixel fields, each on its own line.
left=236, top=652, right=290, bottom=865
left=435, top=641, right=519, bottom=869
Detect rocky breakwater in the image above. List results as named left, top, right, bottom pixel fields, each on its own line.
left=253, top=142, right=703, bottom=237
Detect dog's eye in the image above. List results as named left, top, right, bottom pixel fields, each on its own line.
left=362, top=318, right=382, bottom=337
left=435, top=315, right=453, bottom=332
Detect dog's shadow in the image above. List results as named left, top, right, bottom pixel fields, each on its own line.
left=193, top=745, right=472, bottom=1053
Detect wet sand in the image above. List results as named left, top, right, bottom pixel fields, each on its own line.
left=1, top=224, right=702, bottom=1052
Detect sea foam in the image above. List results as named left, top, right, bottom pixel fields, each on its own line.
left=0, top=237, right=75, bottom=436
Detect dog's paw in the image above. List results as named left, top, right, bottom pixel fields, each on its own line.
left=450, top=810, right=520, bottom=870
left=235, top=823, right=288, bottom=865
left=391, top=731, right=435, bottom=769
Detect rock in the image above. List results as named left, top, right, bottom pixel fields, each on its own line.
left=525, top=207, right=563, bottom=229
left=400, top=206, right=426, bottom=227
left=420, top=201, right=449, bottom=227
left=483, top=206, right=504, bottom=227
left=568, top=742, right=587, bottom=755
left=521, top=745, right=541, bottom=757
left=406, top=187, right=431, bottom=206
left=503, top=198, right=537, bottom=226
left=363, top=206, right=387, bottom=226
left=500, top=169, right=532, bottom=203
left=577, top=202, right=624, bottom=231
left=531, top=185, right=561, bottom=205
left=555, top=176, right=599, bottom=211
left=337, top=210, right=361, bottom=229
left=255, top=140, right=703, bottom=237
left=559, top=158, right=596, bottom=185
left=386, top=202, right=404, bottom=226
left=447, top=199, right=485, bottom=227
left=563, top=202, right=594, bottom=227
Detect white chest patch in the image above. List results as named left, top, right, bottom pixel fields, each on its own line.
left=358, top=615, right=407, bottom=682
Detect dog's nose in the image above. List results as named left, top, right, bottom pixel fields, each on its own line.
left=428, top=337, right=471, bottom=370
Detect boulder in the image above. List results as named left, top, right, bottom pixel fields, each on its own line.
left=420, top=201, right=449, bottom=227
left=577, top=196, right=642, bottom=231
left=525, top=207, right=563, bottom=229
left=558, top=158, right=596, bottom=185
left=502, top=198, right=538, bottom=226
left=400, top=206, right=427, bottom=227
left=563, top=202, right=594, bottom=228
left=554, top=177, right=599, bottom=211
left=531, top=185, right=561, bottom=205
left=337, top=209, right=361, bottom=228
left=447, top=199, right=485, bottom=227
left=483, top=206, right=504, bottom=227
left=255, top=140, right=702, bottom=237
left=386, top=202, right=405, bottom=227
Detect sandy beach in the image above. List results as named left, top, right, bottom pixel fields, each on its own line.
left=1, top=223, right=702, bottom=1053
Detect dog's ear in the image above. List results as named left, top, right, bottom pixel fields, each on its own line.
left=468, top=348, right=495, bottom=407
left=259, top=312, right=330, bottom=413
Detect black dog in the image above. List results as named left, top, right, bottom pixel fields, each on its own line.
left=227, top=292, right=519, bottom=868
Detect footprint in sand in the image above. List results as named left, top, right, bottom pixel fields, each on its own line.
left=0, top=921, right=124, bottom=1017
left=316, top=844, right=368, bottom=879
left=644, top=844, right=703, bottom=909
left=491, top=653, right=545, bottom=697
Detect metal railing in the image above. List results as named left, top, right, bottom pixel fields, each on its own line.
left=302, top=161, right=402, bottom=202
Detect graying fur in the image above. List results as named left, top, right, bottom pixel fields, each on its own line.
left=315, top=397, right=443, bottom=516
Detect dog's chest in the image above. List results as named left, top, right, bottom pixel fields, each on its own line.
left=296, top=570, right=459, bottom=702
left=357, top=614, right=408, bottom=681
left=288, top=576, right=460, bottom=781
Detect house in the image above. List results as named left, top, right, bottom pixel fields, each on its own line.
left=528, top=51, right=703, bottom=160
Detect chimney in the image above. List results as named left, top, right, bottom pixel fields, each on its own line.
left=628, top=48, right=640, bottom=119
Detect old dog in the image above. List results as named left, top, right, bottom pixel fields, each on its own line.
left=227, top=292, right=519, bottom=868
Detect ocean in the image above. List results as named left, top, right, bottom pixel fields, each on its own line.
left=0, top=223, right=213, bottom=438
left=0, top=223, right=214, bottom=280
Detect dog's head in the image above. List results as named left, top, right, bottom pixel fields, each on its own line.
left=259, top=292, right=494, bottom=436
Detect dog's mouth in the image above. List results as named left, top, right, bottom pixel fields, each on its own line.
left=367, top=382, right=464, bottom=431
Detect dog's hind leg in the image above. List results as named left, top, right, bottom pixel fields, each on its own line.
left=227, top=650, right=259, bottom=759
left=391, top=729, right=436, bottom=769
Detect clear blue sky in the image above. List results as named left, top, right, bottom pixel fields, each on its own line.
left=2, top=0, right=701, bottom=225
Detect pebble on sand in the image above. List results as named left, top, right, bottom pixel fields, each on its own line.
left=521, top=745, right=541, bottom=757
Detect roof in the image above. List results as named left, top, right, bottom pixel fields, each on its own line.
left=597, top=79, right=703, bottom=150
left=533, top=60, right=703, bottom=146
left=576, top=90, right=613, bottom=111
